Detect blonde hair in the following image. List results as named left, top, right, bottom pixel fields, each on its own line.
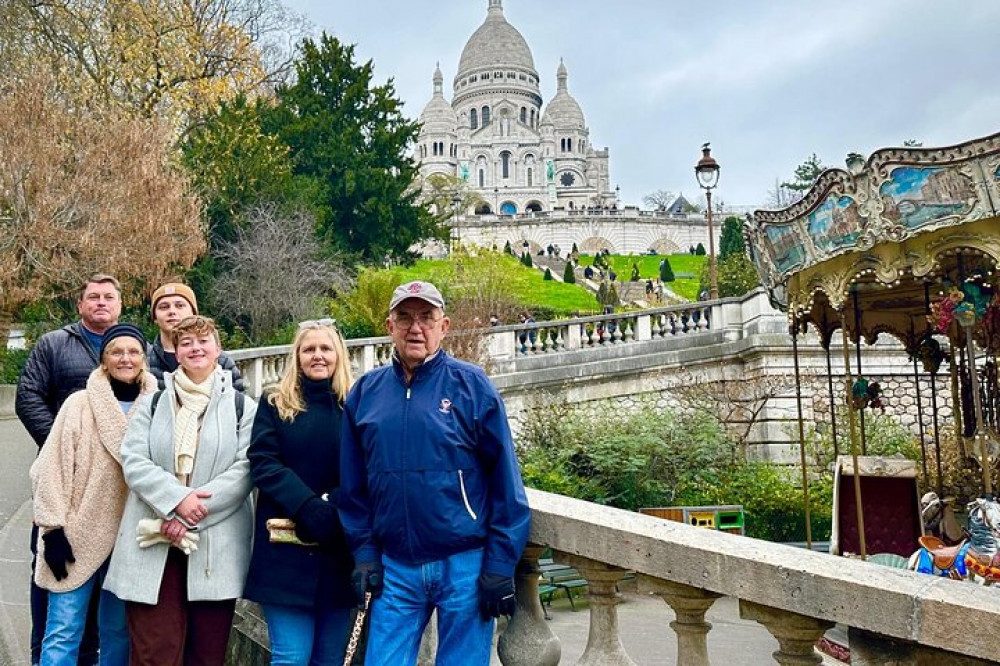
left=269, top=323, right=354, bottom=422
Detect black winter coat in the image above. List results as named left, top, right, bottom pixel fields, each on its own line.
left=147, top=338, right=245, bottom=392
left=244, top=379, right=354, bottom=609
left=16, top=323, right=101, bottom=448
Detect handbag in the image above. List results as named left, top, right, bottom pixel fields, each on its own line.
left=265, top=518, right=316, bottom=546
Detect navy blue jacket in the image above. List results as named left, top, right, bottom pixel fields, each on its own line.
left=16, top=322, right=101, bottom=448
left=339, top=352, right=530, bottom=579
left=244, top=379, right=353, bottom=609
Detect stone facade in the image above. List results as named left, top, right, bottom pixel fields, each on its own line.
left=417, top=0, right=612, bottom=215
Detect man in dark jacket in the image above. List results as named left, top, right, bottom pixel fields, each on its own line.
left=340, top=281, right=530, bottom=666
left=146, top=282, right=245, bottom=392
left=15, top=273, right=121, bottom=666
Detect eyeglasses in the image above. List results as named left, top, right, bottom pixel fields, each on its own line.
left=298, top=318, right=336, bottom=330
left=392, top=312, right=442, bottom=329
left=108, top=350, right=144, bottom=360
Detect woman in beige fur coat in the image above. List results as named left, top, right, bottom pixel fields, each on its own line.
left=31, top=323, right=156, bottom=666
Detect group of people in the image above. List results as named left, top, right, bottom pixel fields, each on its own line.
left=16, top=275, right=531, bottom=666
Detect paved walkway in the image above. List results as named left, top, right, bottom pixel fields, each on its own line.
left=0, top=418, right=843, bottom=665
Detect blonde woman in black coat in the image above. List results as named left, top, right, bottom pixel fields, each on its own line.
left=245, top=319, right=355, bottom=665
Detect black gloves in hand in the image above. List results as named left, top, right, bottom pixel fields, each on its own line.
left=42, top=528, right=75, bottom=581
left=478, top=572, right=516, bottom=620
left=351, top=561, right=384, bottom=608
left=294, top=497, right=341, bottom=546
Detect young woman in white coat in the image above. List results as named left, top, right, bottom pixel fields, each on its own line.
left=31, top=324, right=157, bottom=666
left=104, top=316, right=256, bottom=666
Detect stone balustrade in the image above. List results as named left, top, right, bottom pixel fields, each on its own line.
left=225, top=295, right=751, bottom=400
left=230, top=488, right=1000, bottom=664
left=511, top=488, right=999, bottom=665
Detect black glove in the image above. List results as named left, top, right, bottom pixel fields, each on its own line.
left=351, top=561, right=384, bottom=608
left=294, top=497, right=341, bottom=546
left=478, top=572, right=515, bottom=620
left=42, top=528, right=75, bottom=581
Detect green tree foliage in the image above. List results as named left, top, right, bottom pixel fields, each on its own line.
left=266, top=34, right=439, bottom=262
left=543, top=267, right=553, bottom=281
left=718, top=216, right=746, bottom=260
left=503, top=240, right=513, bottom=255
left=695, top=242, right=706, bottom=256
left=517, top=402, right=831, bottom=541
left=659, top=258, right=675, bottom=283
left=699, top=253, right=761, bottom=299
left=329, top=267, right=405, bottom=338
left=630, top=263, right=640, bottom=282
left=521, top=252, right=533, bottom=268
left=781, top=153, right=826, bottom=194
left=562, top=261, right=576, bottom=284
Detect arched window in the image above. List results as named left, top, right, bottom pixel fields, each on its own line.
left=470, top=108, right=478, bottom=129
left=520, top=107, right=527, bottom=124
left=475, top=203, right=492, bottom=215
left=530, top=109, right=535, bottom=127
left=478, top=169, right=485, bottom=188
left=481, top=106, right=490, bottom=125
left=500, top=151, right=511, bottom=179
left=567, top=138, right=573, bottom=152
left=500, top=201, right=517, bottom=215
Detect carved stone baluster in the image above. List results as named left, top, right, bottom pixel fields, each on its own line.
left=599, top=325, right=610, bottom=346
left=611, top=321, right=623, bottom=344
left=498, top=545, right=561, bottom=666
left=623, top=319, right=634, bottom=343
left=740, top=601, right=833, bottom=665
left=698, top=308, right=710, bottom=331
left=639, top=577, right=721, bottom=666
left=556, top=553, right=636, bottom=666
left=553, top=327, right=566, bottom=352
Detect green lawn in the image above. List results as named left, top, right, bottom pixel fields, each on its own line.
left=581, top=254, right=705, bottom=302
left=395, top=254, right=601, bottom=316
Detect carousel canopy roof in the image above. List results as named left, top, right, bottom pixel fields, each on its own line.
left=746, top=132, right=1000, bottom=323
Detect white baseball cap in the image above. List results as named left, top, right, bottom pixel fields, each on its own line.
left=389, top=281, right=446, bottom=312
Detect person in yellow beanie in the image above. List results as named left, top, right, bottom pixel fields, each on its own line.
left=146, top=283, right=245, bottom=392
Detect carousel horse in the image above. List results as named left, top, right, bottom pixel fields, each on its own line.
left=919, top=492, right=964, bottom=545
left=908, top=496, right=1000, bottom=584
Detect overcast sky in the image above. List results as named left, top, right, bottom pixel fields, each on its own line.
left=282, top=0, right=1000, bottom=209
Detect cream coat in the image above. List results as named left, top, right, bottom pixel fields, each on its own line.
left=103, top=369, right=256, bottom=604
left=31, top=369, right=158, bottom=592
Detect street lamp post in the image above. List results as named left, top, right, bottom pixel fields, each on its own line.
left=694, top=143, right=721, bottom=300
left=451, top=193, right=462, bottom=250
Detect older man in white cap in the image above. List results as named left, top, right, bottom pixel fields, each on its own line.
left=339, top=281, right=530, bottom=666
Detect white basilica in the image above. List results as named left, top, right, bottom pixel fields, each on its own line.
left=417, top=0, right=614, bottom=216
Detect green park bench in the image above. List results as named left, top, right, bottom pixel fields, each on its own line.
left=537, top=557, right=588, bottom=619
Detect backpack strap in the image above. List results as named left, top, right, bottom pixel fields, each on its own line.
left=149, top=389, right=244, bottom=434
left=150, top=389, right=164, bottom=419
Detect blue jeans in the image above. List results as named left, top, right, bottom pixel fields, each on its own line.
left=41, top=562, right=128, bottom=666
left=365, top=548, right=493, bottom=666
left=262, top=603, right=353, bottom=666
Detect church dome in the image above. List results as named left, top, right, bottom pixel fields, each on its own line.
left=457, top=0, right=536, bottom=76
left=541, top=60, right=585, bottom=130
left=419, top=64, right=459, bottom=131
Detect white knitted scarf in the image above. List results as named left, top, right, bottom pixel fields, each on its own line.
left=172, top=369, right=213, bottom=483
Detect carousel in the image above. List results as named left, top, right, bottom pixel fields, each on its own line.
left=745, top=131, right=1000, bottom=570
